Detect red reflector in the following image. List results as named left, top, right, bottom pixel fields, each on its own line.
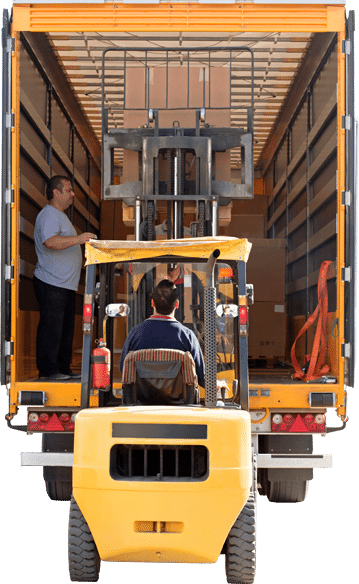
left=239, top=306, right=247, bottom=325
left=46, top=413, right=65, bottom=432
left=83, top=304, right=93, bottom=323
left=288, top=415, right=308, bottom=433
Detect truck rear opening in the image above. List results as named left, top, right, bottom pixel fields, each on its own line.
left=1, top=2, right=355, bottom=583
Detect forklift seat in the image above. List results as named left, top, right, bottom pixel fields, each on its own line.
left=121, top=348, right=199, bottom=406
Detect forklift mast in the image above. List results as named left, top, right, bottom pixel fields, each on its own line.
left=101, top=45, right=254, bottom=238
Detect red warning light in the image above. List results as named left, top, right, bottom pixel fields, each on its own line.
left=83, top=304, right=93, bottom=323
left=239, top=306, right=247, bottom=325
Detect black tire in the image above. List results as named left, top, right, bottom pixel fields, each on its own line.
left=225, top=495, right=256, bottom=584
left=267, top=480, right=309, bottom=503
left=45, top=467, right=72, bottom=501
left=68, top=496, right=101, bottom=582
left=258, top=436, right=312, bottom=503
left=42, top=434, right=74, bottom=501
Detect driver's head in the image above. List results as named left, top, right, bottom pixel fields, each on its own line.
left=152, top=279, right=179, bottom=315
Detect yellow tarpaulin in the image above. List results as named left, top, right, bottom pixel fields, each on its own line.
left=85, top=237, right=252, bottom=266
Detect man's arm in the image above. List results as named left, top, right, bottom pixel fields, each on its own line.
left=44, top=232, right=97, bottom=250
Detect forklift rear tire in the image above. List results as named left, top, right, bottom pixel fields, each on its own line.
left=267, top=479, right=309, bottom=503
left=68, top=496, right=101, bottom=582
left=225, top=494, right=256, bottom=584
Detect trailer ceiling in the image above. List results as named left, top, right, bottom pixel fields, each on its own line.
left=46, top=31, right=312, bottom=171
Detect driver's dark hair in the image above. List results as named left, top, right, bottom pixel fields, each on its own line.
left=46, top=175, right=71, bottom=200
left=152, top=279, right=179, bottom=315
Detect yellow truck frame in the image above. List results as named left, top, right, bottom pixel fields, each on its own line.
left=4, top=1, right=352, bottom=420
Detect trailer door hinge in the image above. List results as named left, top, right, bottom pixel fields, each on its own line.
left=5, top=264, right=14, bottom=280
left=342, top=191, right=351, bottom=206
left=6, top=37, right=15, bottom=53
left=5, top=341, right=14, bottom=357
left=342, top=115, right=351, bottom=131
left=341, top=343, right=351, bottom=359
left=5, top=188, right=14, bottom=205
left=342, top=39, right=351, bottom=55
left=6, top=113, right=14, bottom=129
left=341, top=267, right=351, bottom=282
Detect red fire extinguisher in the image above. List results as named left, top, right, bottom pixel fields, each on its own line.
left=92, top=338, right=111, bottom=391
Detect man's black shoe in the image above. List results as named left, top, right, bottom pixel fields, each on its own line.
left=62, top=370, right=81, bottom=379
left=38, top=372, right=71, bottom=381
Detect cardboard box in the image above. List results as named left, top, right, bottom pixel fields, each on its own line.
left=246, top=238, right=286, bottom=302
left=220, top=214, right=265, bottom=239
left=248, top=301, right=286, bottom=357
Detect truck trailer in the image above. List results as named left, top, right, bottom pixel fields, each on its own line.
left=1, top=2, right=356, bottom=582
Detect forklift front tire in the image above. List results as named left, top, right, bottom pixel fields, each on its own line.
left=68, top=496, right=101, bottom=582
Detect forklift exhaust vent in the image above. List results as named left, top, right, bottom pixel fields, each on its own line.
left=110, top=444, right=208, bottom=482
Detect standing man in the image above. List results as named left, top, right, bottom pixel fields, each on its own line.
left=33, top=175, right=97, bottom=380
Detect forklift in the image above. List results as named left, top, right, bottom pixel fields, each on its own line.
left=68, top=45, right=257, bottom=582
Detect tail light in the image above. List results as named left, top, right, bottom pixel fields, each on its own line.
left=239, top=306, right=248, bottom=325
left=27, top=410, right=77, bottom=432
left=272, top=412, right=326, bottom=433
left=83, top=304, right=93, bottom=323
left=83, top=297, right=93, bottom=333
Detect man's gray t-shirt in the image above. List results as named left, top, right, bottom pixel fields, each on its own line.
left=34, top=205, right=82, bottom=291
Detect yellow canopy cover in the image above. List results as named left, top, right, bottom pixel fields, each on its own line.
left=85, top=237, right=251, bottom=266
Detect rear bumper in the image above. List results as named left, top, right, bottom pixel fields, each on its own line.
left=20, top=452, right=332, bottom=469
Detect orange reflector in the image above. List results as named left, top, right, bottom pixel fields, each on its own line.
left=218, top=268, right=234, bottom=281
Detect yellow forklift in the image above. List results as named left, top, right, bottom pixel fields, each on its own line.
left=71, top=237, right=255, bottom=582
left=70, top=53, right=256, bottom=580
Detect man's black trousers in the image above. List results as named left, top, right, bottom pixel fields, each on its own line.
left=33, top=276, right=76, bottom=377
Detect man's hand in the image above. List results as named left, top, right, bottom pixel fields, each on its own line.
left=77, top=232, right=97, bottom=245
left=216, top=379, right=230, bottom=401
left=216, top=332, right=229, bottom=345
left=44, top=232, right=97, bottom=250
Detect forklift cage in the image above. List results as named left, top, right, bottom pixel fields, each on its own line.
left=101, top=45, right=254, bottom=127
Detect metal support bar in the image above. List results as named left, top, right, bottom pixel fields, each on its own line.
left=21, top=452, right=74, bottom=467
left=257, top=453, right=332, bottom=469
left=81, top=264, right=96, bottom=410
left=204, top=249, right=221, bottom=408
left=235, top=260, right=249, bottom=410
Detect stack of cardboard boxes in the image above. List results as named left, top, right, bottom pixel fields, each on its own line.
left=246, top=239, right=287, bottom=359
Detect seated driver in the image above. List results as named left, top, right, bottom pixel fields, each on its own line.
left=119, top=279, right=205, bottom=387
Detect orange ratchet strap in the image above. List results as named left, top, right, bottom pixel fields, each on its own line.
left=291, top=261, right=333, bottom=382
